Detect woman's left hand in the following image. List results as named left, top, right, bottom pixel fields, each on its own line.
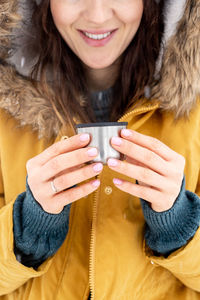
left=107, top=129, right=185, bottom=212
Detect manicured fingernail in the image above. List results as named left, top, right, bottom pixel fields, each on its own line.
left=111, top=137, right=122, bottom=146
left=113, top=178, right=123, bottom=185
left=107, top=158, right=118, bottom=167
left=121, top=129, right=131, bottom=137
left=91, top=179, right=100, bottom=188
left=80, top=133, right=90, bottom=142
left=93, top=163, right=103, bottom=172
left=87, top=148, right=98, bottom=157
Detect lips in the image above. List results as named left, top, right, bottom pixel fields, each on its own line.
left=83, top=31, right=111, bottom=40
left=79, top=29, right=117, bottom=35
left=78, top=29, right=118, bottom=47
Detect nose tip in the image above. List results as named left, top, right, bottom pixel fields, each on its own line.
left=83, top=3, right=113, bottom=24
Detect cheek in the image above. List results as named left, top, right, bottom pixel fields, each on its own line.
left=118, top=1, right=143, bottom=26
left=50, top=1, right=76, bottom=28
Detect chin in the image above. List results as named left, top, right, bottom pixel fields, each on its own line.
left=83, top=57, right=116, bottom=69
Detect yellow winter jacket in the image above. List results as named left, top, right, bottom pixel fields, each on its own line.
left=0, top=94, right=200, bottom=299
left=0, top=0, right=200, bottom=299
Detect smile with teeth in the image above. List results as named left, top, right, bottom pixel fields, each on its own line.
left=83, top=31, right=112, bottom=40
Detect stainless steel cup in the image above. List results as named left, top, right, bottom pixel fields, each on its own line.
left=76, top=122, right=128, bottom=164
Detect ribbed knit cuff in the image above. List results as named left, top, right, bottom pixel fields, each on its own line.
left=23, top=178, right=71, bottom=235
left=13, top=177, right=71, bottom=266
left=140, top=176, right=200, bottom=255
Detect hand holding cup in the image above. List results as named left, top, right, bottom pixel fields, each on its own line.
left=26, top=133, right=103, bottom=214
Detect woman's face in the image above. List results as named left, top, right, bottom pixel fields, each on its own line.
left=50, top=0, right=144, bottom=70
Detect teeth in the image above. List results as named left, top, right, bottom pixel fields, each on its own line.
left=83, top=31, right=111, bottom=40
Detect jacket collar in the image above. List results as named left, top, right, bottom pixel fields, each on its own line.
left=0, top=63, right=160, bottom=140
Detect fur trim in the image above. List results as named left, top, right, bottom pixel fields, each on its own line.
left=5, top=0, right=38, bottom=76
left=0, top=0, right=21, bottom=60
left=155, top=0, right=187, bottom=75
left=0, top=63, right=61, bottom=139
left=152, top=0, right=200, bottom=117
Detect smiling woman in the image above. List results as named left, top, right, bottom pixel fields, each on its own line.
left=31, top=0, right=162, bottom=127
left=50, top=0, right=143, bottom=69
left=0, top=0, right=200, bottom=300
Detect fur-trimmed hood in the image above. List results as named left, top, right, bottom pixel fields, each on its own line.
left=0, top=0, right=199, bottom=139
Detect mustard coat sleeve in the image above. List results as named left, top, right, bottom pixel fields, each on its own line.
left=145, top=175, right=200, bottom=292
left=0, top=164, right=53, bottom=296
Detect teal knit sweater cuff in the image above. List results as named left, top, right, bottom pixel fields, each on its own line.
left=140, top=176, right=200, bottom=255
left=13, top=177, right=71, bottom=267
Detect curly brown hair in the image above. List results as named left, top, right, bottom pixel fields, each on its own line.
left=30, top=0, right=164, bottom=133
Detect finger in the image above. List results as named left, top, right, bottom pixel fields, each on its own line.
left=107, top=158, right=167, bottom=190
left=126, top=156, right=146, bottom=168
left=51, top=179, right=101, bottom=212
left=113, top=178, right=162, bottom=203
left=110, top=136, right=169, bottom=176
left=120, top=129, right=178, bottom=161
left=52, top=162, right=103, bottom=192
left=126, top=155, right=185, bottom=185
left=41, top=147, right=98, bottom=180
left=55, top=163, right=85, bottom=177
left=125, top=157, right=153, bottom=181
left=32, top=133, right=91, bottom=166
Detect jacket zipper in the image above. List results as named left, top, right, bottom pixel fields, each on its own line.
left=89, top=175, right=100, bottom=300
left=88, top=102, right=159, bottom=299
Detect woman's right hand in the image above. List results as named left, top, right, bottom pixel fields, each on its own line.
left=26, top=133, right=102, bottom=214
